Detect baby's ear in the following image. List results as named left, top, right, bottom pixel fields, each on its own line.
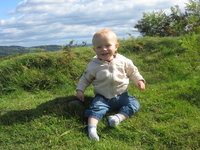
left=115, top=43, right=119, bottom=49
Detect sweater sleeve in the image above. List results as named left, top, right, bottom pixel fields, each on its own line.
left=125, top=59, right=145, bottom=85
left=76, top=65, right=95, bottom=92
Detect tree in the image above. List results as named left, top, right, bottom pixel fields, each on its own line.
left=134, top=10, right=171, bottom=37
left=134, top=0, right=200, bottom=36
left=167, top=5, right=188, bottom=36
left=185, top=0, right=200, bottom=33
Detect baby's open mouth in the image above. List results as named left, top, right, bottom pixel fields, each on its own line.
left=101, top=53, right=109, bottom=56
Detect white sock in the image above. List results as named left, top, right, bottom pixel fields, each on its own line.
left=108, top=114, right=124, bottom=127
left=88, top=124, right=99, bottom=141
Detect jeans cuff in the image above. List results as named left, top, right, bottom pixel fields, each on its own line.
left=118, top=112, right=130, bottom=118
left=84, top=113, right=103, bottom=121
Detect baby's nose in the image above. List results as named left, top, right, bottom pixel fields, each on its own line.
left=102, top=46, right=107, bottom=50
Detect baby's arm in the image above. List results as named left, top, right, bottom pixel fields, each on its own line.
left=137, top=80, right=145, bottom=91
left=76, top=64, right=95, bottom=101
left=125, top=58, right=145, bottom=89
left=76, top=90, right=85, bottom=101
left=76, top=74, right=90, bottom=102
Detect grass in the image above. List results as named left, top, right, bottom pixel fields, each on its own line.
left=0, top=37, right=199, bottom=150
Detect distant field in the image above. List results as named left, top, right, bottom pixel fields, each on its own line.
left=0, top=45, right=62, bottom=56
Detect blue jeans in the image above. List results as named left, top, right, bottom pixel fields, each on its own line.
left=84, top=92, right=140, bottom=120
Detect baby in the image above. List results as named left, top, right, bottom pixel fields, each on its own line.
left=76, top=29, right=145, bottom=141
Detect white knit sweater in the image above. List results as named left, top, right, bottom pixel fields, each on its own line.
left=76, top=53, right=144, bottom=99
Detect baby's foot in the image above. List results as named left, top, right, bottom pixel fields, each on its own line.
left=108, top=115, right=120, bottom=127
left=88, top=124, right=99, bottom=141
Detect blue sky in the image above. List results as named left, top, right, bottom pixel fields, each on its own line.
left=0, top=0, right=22, bottom=19
left=0, top=0, right=188, bottom=47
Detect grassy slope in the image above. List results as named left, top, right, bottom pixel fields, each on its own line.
left=0, top=37, right=199, bottom=150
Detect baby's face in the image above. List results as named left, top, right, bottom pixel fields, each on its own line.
left=93, top=33, right=118, bottom=61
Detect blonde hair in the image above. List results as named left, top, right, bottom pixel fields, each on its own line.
left=92, top=29, right=118, bottom=45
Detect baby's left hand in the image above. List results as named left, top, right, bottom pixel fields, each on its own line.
left=137, top=80, right=145, bottom=91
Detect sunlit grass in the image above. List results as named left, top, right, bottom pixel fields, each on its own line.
left=0, top=37, right=199, bottom=149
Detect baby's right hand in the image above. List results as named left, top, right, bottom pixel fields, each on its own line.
left=76, top=90, right=84, bottom=102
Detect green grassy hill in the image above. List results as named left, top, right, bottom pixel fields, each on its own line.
left=0, top=37, right=199, bottom=150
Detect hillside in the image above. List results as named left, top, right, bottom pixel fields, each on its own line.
left=0, top=45, right=62, bottom=56
left=0, top=37, right=199, bottom=150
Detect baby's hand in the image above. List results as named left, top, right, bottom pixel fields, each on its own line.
left=76, top=90, right=85, bottom=102
left=137, top=80, right=145, bottom=91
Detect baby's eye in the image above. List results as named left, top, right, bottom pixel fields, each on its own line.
left=97, top=46, right=102, bottom=49
left=106, top=44, right=112, bottom=47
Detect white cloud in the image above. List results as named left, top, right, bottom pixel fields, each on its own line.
left=0, top=0, right=188, bottom=46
